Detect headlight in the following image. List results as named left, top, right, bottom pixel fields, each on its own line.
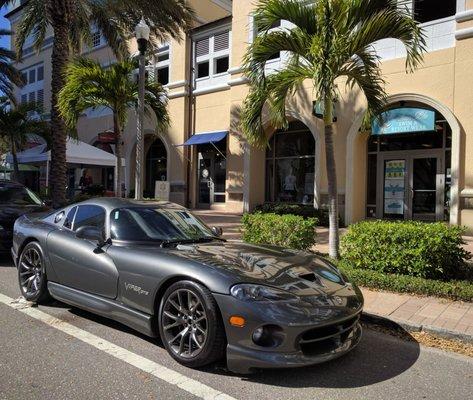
left=230, top=284, right=298, bottom=302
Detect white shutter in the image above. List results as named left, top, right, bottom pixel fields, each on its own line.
left=196, top=37, right=210, bottom=57
left=213, top=31, right=229, bottom=52
left=398, top=0, right=413, bottom=14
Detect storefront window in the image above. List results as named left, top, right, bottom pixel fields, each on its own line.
left=265, top=121, right=315, bottom=204
left=145, top=139, right=167, bottom=198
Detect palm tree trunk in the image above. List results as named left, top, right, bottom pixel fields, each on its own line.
left=49, top=9, right=70, bottom=207
left=323, top=98, right=339, bottom=259
left=11, top=140, right=20, bottom=183
left=113, top=111, right=123, bottom=198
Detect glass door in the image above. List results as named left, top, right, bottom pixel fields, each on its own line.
left=410, top=155, right=442, bottom=221
left=198, top=154, right=213, bottom=207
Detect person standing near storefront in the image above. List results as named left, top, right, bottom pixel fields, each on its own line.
left=79, top=169, right=93, bottom=193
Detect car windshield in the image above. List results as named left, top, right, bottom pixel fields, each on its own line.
left=110, top=207, right=218, bottom=244
left=0, top=184, right=42, bottom=206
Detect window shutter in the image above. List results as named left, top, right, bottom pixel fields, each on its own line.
left=37, top=89, right=44, bottom=110
left=398, top=0, right=413, bottom=13
left=21, top=94, right=27, bottom=104
left=213, top=31, right=229, bottom=52
left=196, top=37, right=210, bottom=57
left=28, top=92, right=35, bottom=103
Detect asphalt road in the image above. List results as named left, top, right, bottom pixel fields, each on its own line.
left=0, top=255, right=471, bottom=400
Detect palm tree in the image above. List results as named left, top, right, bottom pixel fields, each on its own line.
left=0, top=0, right=193, bottom=207
left=241, top=0, right=425, bottom=259
left=0, top=29, right=24, bottom=102
left=58, top=57, right=170, bottom=197
left=0, top=102, right=49, bottom=183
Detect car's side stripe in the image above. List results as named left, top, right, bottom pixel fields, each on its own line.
left=0, top=293, right=236, bottom=400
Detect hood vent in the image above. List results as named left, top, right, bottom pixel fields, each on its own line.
left=299, top=273, right=318, bottom=283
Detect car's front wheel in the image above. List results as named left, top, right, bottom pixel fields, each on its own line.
left=158, top=280, right=226, bottom=368
left=18, top=242, right=51, bottom=303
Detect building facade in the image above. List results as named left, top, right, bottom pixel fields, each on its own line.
left=6, top=0, right=473, bottom=233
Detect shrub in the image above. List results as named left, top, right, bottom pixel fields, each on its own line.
left=338, top=261, right=473, bottom=302
left=253, top=203, right=334, bottom=226
left=340, top=220, right=471, bottom=280
left=241, top=212, right=317, bottom=250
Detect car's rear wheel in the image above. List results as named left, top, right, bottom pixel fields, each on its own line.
left=158, top=280, right=226, bottom=368
left=18, top=242, right=51, bottom=303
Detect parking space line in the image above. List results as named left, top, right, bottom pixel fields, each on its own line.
left=0, top=293, right=237, bottom=400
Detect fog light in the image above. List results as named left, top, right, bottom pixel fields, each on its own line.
left=252, top=324, right=284, bottom=348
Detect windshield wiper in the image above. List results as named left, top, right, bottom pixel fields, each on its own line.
left=160, top=236, right=226, bottom=248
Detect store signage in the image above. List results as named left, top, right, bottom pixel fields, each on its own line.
left=384, top=160, right=405, bottom=216
left=372, top=107, right=435, bottom=135
left=312, top=100, right=337, bottom=122
left=98, top=131, right=117, bottom=144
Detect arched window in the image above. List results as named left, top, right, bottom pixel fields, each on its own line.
left=145, top=138, right=167, bottom=197
left=265, top=121, right=315, bottom=203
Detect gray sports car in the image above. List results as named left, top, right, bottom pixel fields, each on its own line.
left=11, top=198, right=363, bottom=374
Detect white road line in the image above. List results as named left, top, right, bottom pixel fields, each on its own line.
left=0, top=293, right=237, bottom=400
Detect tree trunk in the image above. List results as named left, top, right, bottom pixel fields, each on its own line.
left=113, top=111, right=123, bottom=198
left=49, top=5, right=71, bottom=208
left=323, top=98, right=340, bottom=259
left=11, top=140, right=20, bottom=183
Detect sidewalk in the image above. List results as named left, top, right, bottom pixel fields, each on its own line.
left=361, top=288, right=473, bottom=343
left=194, top=210, right=473, bottom=343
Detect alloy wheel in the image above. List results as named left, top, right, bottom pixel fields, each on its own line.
left=161, top=289, right=208, bottom=359
left=19, top=247, right=43, bottom=297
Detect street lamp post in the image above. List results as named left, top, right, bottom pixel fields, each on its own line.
left=134, top=18, right=150, bottom=200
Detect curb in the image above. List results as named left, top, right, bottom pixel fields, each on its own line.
left=361, top=312, right=473, bottom=345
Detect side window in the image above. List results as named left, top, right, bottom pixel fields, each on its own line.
left=73, top=205, right=105, bottom=232
left=63, top=207, right=77, bottom=229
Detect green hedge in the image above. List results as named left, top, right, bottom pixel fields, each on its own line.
left=241, top=212, right=317, bottom=250
left=338, top=261, right=473, bottom=302
left=253, top=203, right=333, bottom=226
left=340, top=220, right=471, bottom=280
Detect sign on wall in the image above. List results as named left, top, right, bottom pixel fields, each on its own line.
left=372, top=107, right=435, bottom=135
left=384, top=160, right=405, bottom=216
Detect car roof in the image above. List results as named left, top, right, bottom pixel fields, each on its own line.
left=75, top=197, right=187, bottom=212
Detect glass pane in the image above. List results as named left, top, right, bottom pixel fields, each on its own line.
left=213, top=154, right=226, bottom=193
left=379, top=132, right=443, bottom=151
left=274, top=157, right=314, bottom=203
left=197, top=61, right=209, bottom=78
left=157, top=66, right=169, bottom=85
left=445, top=150, right=451, bottom=220
left=412, top=157, right=437, bottom=215
left=367, top=154, right=377, bottom=205
left=215, top=56, right=229, bottom=74
left=73, top=206, right=105, bottom=231
left=275, top=131, right=315, bottom=157
left=198, top=157, right=211, bottom=204
left=265, top=159, right=274, bottom=202
left=414, top=0, right=455, bottom=23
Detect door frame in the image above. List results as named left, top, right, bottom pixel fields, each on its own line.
left=376, top=149, right=444, bottom=221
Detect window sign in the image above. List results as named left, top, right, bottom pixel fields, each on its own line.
left=372, top=108, right=435, bottom=135
left=384, top=160, right=405, bottom=216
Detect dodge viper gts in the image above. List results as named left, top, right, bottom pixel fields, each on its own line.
left=12, top=198, right=363, bottom=373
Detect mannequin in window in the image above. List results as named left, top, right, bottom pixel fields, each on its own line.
left=283, top=167, right=297, bottom=200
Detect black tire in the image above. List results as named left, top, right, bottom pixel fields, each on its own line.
left=158, top=280, right=226, bottom=368
left=17, top=242, right=51, bottom=303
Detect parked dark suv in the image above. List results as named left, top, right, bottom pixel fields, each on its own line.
left=0, top=180, right=48, bottom=253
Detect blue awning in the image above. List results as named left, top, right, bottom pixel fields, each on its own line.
left=177, top=130, right=228, bottom=146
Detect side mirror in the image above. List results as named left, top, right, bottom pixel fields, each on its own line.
left=76, top=225, right=105, bottom=246
left=211, top=226, right=223, bottom=237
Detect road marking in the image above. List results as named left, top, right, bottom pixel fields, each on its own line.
left=0, top=293, right=237, bottom=400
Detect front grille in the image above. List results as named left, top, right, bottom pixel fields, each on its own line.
left=298, top=314, right=359, bottom=355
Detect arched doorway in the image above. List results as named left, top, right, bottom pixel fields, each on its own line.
left=145, top=137, right=167, bottom=198
left=265, top=120, right=316, bottom=204
left=345, top=95, right=460, bottom=225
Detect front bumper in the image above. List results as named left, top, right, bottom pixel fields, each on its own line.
left=226, top=322, right=362, bottom=374
left=214, top=288, right=364, bottom=374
